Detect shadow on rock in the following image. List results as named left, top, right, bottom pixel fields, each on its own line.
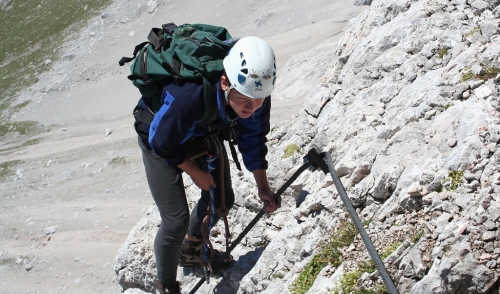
left=212, top=247, right=265, bottom=293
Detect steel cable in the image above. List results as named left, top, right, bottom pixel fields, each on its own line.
left=324, top=152, right=399, bottom=294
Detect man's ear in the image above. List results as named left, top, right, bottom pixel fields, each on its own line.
left=220, top=75, right=230, bottom=91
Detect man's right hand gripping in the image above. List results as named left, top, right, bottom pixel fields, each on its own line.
left=178, top=160, right=216, bottom=191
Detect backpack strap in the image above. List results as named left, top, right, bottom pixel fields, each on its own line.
left=133, top=105, right=155, bottom=125
left=118, top=41, right=149, bottom=66
left=126, top=48, right=175, bottom=86
left=171, top=58, right=182, bottom=78
left=161, top=22, right=178, bottom=34
left=228, top=143, right=242, bottom=171
left=203, top=121, right=242, bottom=171
left=118, top=22, right=178, bottom=65
left=147, top=28, right=165, bottom=52
left=149, top=23, right=177, bottom=52
left=198, top=79, right=219, bottom=126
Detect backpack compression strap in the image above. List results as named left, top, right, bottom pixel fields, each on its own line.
left=118, top=23, right=178, bottom=66
left=118, top=41, right=149, bottom=66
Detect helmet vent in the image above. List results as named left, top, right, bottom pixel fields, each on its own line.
left=238, top=73, right=247, bottom=83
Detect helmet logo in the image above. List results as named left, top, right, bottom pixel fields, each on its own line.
left=250, top=69, right=273, bottom=80
left=262, top=69, right=273, bottom=80
left=255, top=80, right=263, bottom=90
left=238, top=73, right=247, bottom=83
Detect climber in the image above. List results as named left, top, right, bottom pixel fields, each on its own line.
left=134, top=36, right=281, bottom=294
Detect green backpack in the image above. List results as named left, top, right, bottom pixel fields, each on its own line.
left=119, top=22, right=234, bottom=126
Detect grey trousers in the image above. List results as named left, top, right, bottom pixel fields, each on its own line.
left=138, top=137, right=235, bottom=288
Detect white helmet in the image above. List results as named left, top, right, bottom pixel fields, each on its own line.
left=223, top=36, right=277, bottom=98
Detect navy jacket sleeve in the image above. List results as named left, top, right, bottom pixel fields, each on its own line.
left=148, top=82, right=204, bottom=166
left=237, top=96, right=271, bottom=171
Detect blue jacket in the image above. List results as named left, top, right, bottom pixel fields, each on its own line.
left=136, top=79, right=270, bottom=171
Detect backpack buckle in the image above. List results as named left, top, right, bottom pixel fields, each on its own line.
left=162, top=22, right=177, bottom=34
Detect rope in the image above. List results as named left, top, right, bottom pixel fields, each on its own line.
left=323, top=152, right=399, bottom=294
left=199, top=152, right=232, bottom=283
left=200, top=154, right=219, bottom=278
left=215, top=153, right=231, bottom=254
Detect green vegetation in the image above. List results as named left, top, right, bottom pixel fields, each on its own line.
left=436, top=47, right=449, bottom=59
left=0, top=0, right=112, bottom=112
left=289, top=221, right=357, bottom=294
left=462, top=66, right=474, bottom=81
left=380, top=243, right=401, bottom=260
left=0, top=121, right=44, bottom=137
left=0, top=160, right=22, bottom=181
left=0, top=256, right=16, bottom=266
left=334, top=242, right=401, bottom=294
left=464, top=26, right=481, bottom=38
left=442, top=170, right=464, bottom=191
left=337, top=269, right=367, bottom=294
left=337, top=268, right=387, bottom=294
left=462, top=65, right=500, bottom=82
left=283, top=144, right=300, bottom=158
left=412, top=230, right=425, bottom=243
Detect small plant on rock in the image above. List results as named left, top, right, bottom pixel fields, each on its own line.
left=442, top=170, right=464, bottom=191
left=289, top=221, right=357, bottom=294
left=462, top=65, right=500, bottom=81
left=283, top=143, right=300, bottom=158
left=412, top=230, right=425, bottom=243
left=334, top=242, right=401, bottom=294
left=464, top=26, right=481, bottom=38
left=436, top=47, right=449, bottom=59
left=443, top=103, right=454, bottom=110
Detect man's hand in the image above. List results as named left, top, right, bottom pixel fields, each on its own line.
left=258, top=187, right=281, bottom=213
left=190, top=169, right=216, bottom=191
left=178, top=159, right=216, bottom=191
left=253, top=169, right=281, bottom=214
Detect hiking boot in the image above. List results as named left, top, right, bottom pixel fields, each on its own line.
left=155, top=280, right=180, bottom=294
left=179, top=240, right=233, bottom=270
left=179, top=240, right=203, bottom=267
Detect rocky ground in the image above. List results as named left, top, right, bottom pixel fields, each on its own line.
left=0, top=0, right=366, bottom=293
left=114, top=0, right=500, bottom=293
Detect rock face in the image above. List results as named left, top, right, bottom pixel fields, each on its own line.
left=114, top=0, right=500, bottom=293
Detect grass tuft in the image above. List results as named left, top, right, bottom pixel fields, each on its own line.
left=464, top=26, right=481, bottom=38
left=442, top=170, right=464, bottom=191
left=436, top=47, right=449, bottom=59
left=289, top=221, right=357, bottom=294
left=462, top=65, right=500, bottom=82
left=334, top=242, right=401, bottom=294
left=412, top=230, right=425, bottom=243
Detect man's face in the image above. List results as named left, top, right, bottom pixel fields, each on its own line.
left=227, top=89, right=265, bottom=119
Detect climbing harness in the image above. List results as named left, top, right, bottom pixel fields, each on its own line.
left=188, top=149, right=399, bottom=294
